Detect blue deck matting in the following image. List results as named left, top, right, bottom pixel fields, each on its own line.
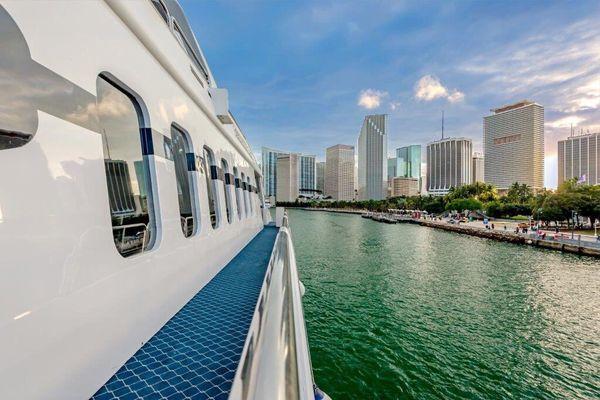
left=92, top=226, right=278, bottom=400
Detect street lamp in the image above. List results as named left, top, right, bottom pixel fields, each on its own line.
left=571, top=210, right=578, bottom=239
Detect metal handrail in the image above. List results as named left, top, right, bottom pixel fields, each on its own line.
left=112, top=223, right=148, bottom=252
left=229, top=212, right=315, bottom=400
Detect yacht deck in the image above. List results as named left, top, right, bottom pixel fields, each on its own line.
left=92, top=225, right=278, bottom=400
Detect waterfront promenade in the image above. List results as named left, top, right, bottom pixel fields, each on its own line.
left=300, top=207, right=600, bottom=257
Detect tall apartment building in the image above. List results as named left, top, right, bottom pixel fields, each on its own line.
left=325, top=144, right=355, bottom=201
left=316, top=161, right=325, bottom=193
left=426, top=137, right=472, bottom=195
left=276, top=153, right=299, bottom=202
left=299, top=155, right=316, bottom=195
left=484, top=100, right=544, bottom=190
left=357, top=114, right=387, bottom=200
left=472, top=152, right=484, bottom=183
left=396, top=145, right=421, bottom=179
left=261, top=147, right=288, bottom=197
left=558, top=132, right=599, bottom=185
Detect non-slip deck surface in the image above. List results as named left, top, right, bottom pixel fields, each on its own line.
left=92, top=226, right=278, bottom=400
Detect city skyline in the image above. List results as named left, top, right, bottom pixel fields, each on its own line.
left=183, top=0, right=600, bottom=189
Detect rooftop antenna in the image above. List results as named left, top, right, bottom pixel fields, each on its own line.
left=570, top=123, right=573, bottom=137
left=441, top=110, right=445, bottom=139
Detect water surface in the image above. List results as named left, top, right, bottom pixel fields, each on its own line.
left=288, top=209, right=599, bottom=399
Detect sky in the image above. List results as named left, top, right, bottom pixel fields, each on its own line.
left=181, top=0, right=600, bottom=189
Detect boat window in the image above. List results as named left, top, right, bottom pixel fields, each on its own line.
left=171, top=125, right=196, bottom=237
left=233, top=167, right=244, bottom=219
left=221, top=159, right=233, bottom=223
left=254, top=171, right=264, bottom=211
left=241, top=172, right=250, bottom=217
left=203, top=146, right=219, bottom=228
left=151, top=0, right=169, bottom=24
left=247, top=176, right=254, bottom=215
left=97, top=75, right=155, bottom=257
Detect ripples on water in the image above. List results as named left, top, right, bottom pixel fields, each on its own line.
left=287, top=210, right=600, bottom=399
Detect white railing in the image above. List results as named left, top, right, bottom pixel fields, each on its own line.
left=112, top=223, right=148, bottom=254
left=229, top=213, right=316, bottom=400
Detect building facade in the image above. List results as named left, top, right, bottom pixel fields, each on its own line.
left=261, top=147, right=288, bottom=198
left=357, top=114, right=387, bottom=200
left=316, top=161, right=325, bottom=193
left=558, top=132, right=599, bottom=185
left=484, top=100, right=544, bottom=190
left=276, top=153, right=299, bottom=202
left=325, top=144, right=355, bottom=201
left=299, top=155, right=316, bottom=195
left=387, top=157, right=397, bottom=181
left=426, top=137, right=472, bottom=195
left=391, top=177, right=419, bottom=197
left=396, top=145, right=421, bottom=179
left=472, top=152, right=484, bottom=183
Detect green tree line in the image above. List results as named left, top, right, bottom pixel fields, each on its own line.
left=277, top=179, right=600, bottom=225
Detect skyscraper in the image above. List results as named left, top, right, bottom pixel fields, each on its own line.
left=299, top=155, right=316, bottom=195
left=316, top=161, right=325, bottom=193
left=472, top=152, right=484, bottom=183
left=357, top=114, right=387, bottom=200
left=325, top=144, right=355, bottom=201
left=396, top=145, right=421, bottom=179
left=426, top=137, right=472, bottom=195
left=261, top=147, right=288, bottom=197
left=484, top=100, right=544, bottom=190
left=558, top=132, right=599, bottom=185
left=387, top=157, right=397, bottom=181
left=276, top=153, right=299, bottom=202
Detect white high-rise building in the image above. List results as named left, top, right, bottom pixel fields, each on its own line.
left=426, top=137, right=472, bottom=195
left=261, top=147, right=288, bottom=198
left=325, top=144, right=355, bottom=201
left=484, top=100, right=544, bottom=190
left=472, top=152, right=484, bottom=183
left=357, top=114, right=387, bottom=200
left=558, top=132, right=599, bottom=185
left=276, top=153, right=299, bottom=202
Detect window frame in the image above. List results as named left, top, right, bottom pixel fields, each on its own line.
left=202, top=145, right=221, bottom=229
left=170, top=123, right=199, bottom=238
left=97, top=73, right=158, bottom=257
left=233, top=166, right=244, bottom=220
left=221, top=158, right=234, bottom=224
left=241, top=172, right=250, bottom=217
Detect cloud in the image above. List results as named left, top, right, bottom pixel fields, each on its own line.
left=546, top=115, right=586, bottom=129
left=389, top=101, right=401, bottom=111
left=357, top=89, right=388, bottom=109
left=414, top=75, right=464, bottom=103
left=458, top=18, right=600, bottom=114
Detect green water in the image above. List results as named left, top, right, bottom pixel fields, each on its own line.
left=287, top=209, right=600, bottom=399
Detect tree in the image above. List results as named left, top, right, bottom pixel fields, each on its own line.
left=446, top=182, right=498, bottom=202
left=446, top=198, right=483, bottom=213
left=506, top=182, right=533, bottom=204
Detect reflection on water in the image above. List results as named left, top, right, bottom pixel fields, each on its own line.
left=288, top=210, right=600, bottom=400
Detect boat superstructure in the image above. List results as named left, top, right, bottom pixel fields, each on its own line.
left=0, top=1, right=321, bottom=398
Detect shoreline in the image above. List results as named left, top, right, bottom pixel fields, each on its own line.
left=293, top=207, right=600, bottom=258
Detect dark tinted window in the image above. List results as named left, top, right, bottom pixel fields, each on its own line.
left=233, top=167, right=243, bottom=219
left=241, top=172, right=250, bottom=217
left=203, top=146, right=219, bottom=228
left=221, top=159, right=233, bottom=223
left=171, top=125, right=196, bottom=237
left=97, top=75, right=154, bottom=257
left=151, top=0, right=169, bottom=24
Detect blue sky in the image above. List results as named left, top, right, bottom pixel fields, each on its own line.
left=182, top=0, right=600, bottom=188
